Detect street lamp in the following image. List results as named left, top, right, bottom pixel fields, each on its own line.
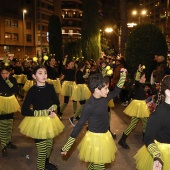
left=104, top=27, right=121, bottom=54
left=23, top=9, right=27, bottom=59
left=132, top=9, right=147, bottom=24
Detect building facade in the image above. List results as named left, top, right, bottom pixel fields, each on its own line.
left=61, top=0, right=83, bottom=44
left=0, top=0, right=62, bottom=60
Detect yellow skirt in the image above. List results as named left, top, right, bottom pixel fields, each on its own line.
left=71, top=84, right=91, bottom=101
left=108, top=99, right=115, bottom=108
left=123, top=100, right=150, bottom=118
left=134, top=141, right=170, bottom=170
left=0, top=95, right=20, bottom=114
left=60, top=81, right=76, bottom=97
left=13, top=74, right=27, bottom=84
left=23, top=80, right=34, bottom=91
left=77, top=131, right=117, bottom=164
left=19, top=115, right=65, bottom=139
left=46, top=79, right=61, bottom=93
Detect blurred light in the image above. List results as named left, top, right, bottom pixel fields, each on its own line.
left=105, top=28, right=113, bottom=33
left=132, top=10, right=137, bottom=15
left=141, top=10, right=147, bottom=15
left=127, top=23, right=137, bottom=27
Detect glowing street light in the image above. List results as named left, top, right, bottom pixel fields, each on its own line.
left=105, top=28, right=113, bottom=33
left=132, top=9, right=147, bottom=23
left=104, top=27, right=121, bottom=54
left=23, top=9, right=27, bottom=59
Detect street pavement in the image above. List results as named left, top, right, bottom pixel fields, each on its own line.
left=0, top=96, right=144, bottom=170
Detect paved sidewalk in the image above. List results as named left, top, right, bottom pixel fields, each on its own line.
left=0, top=98, right=144, bottom=170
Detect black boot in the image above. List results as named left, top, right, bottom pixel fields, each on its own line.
left=45, top=158, right=58, bottom=170
left=118, top=133, right=130, bottom=149
left=2, top=146, right=8, bottom=157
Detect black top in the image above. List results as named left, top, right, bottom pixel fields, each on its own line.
left=62, top=68, right=75, bottom=81
left=70, top=86, right=121, bottom=138
left=22, top=67, right=32, bottom=80
left=47, top=66, right=60, bottom=80
left=144, top=102, right=170, bottom=147
left=14, top=66, right=23, bottom=75
left=0, top=75, right=19, bottom=96
left=76, top=70, right=86, bottom=84
left=21, top=83, right=60, bottom=116
left=133, top=81, right=146, bottom=100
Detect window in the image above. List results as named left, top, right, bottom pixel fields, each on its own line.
left=13, top=33, right=18, bottom=41
left=5, top=19, right=11, bottom=27
left=26, top=22, right=31, bottom=29
left=11, top=20, right=18, bottom=28
left=26, top=34, right=32, bottom=42
left=69, top=30, right=73, bottom=36
left=69, top=30, right=73, bottom=33
left=5, top=33, right=12, bottom=40
left=62, top=29, right=65, bottom=34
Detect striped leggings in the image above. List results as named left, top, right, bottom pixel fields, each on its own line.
left=0, top=119, right=13, bottom=148
left=35, top=138, right=53, bottom=170
left=88, top=163, right=105, bottom=170
left=124, top=117, right=148, bottom=136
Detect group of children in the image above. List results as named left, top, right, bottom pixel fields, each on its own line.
left=0, top=55, right=170, bottom=170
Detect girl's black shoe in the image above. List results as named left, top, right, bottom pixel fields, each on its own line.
left=2, top=147, right=8, bottom=157
left=7, top=142, right=17, bottom=149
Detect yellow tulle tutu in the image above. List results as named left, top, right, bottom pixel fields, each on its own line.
left=23, top=80, right=34, bottom=91
left=71, top=84, right=91, bottom=101
left=108, top=99, right=115, bottom=108
left=77, top=131, right=117, bottom=164
left=134, top=141, right=170, bottom=170
left=123, top=100, right=150, bottom=118
left=60, top=81, right=76, bottom=97
left=46, top=79, right=61, bottom=93
left=0, top=95, right=20, bottom=114
left=13, top=74, right=27, bottom=84
left=19, top=115, right=64, bottom=139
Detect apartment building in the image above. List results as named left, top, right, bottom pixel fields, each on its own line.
left=0, top=0, right=62, bottom=60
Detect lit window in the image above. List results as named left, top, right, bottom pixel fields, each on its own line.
left=5, top=33, right=12, bottom=40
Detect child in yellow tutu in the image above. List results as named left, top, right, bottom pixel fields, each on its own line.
left=19, top=65, right=64, bottom=170
left=61, top=69, right=127, bottom=170
left=69, top=61, right=91, bottom=126
left=118, top=64, right=150, bottom=149
left=0, top=64, right=20, bottom=157
left=134, top=75, right=170, bottom=170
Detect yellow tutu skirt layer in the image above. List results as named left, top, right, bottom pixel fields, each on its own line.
left=23, top=80, right=34, bottom=91
left=134, top=141, right=170, bottom=170
left=13, top=74, right=27, bottom=84
left=108, top=99, right=115, bottom=108
left=71, top=84, right=91, bottom=101
left=77, top=131, right=117, bottom=164
left=19, top=115, right=64, bottom=139
left=123, top=100, right=150, bottom=118
left=46, top=79, right=61, bottom=93
left=60, top=81, right=76, bottom=97
left=0, top=95, right=20, bottom=114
